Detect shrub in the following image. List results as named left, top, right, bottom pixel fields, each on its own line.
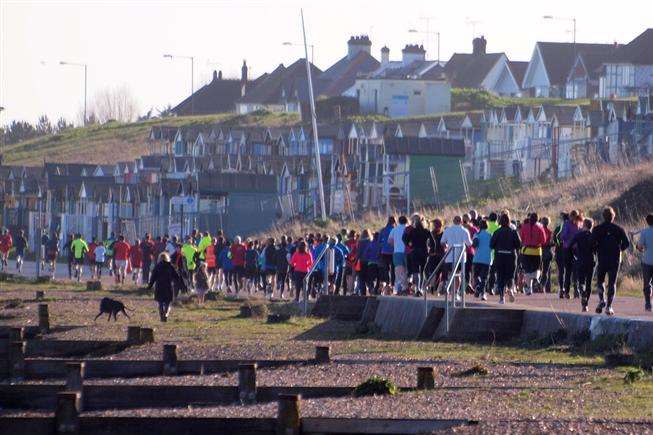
left=354, top=376, right=398, bottom=397
left=624, top=368, right=646, bottom=384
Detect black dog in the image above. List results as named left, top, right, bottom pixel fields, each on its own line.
left=94, top=297, right=133, bottom=321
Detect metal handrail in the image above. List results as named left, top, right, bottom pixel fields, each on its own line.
left=443, top=245, right=466, bottom=334
left=303, top=244, right=330, bottom=315
left=423, top=245, right=453, bottom=319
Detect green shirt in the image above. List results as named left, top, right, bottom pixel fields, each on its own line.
left=197, top=235, right=212, bottom=260
left=181, top=244, right=197, bottom=270
left=71, top=239, right=88, bottom=259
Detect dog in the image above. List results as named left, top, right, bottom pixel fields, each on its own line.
left=94, top=297, right=133, bottom=322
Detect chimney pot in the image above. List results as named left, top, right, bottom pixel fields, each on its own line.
left=472, top=36, right=487, bottom=55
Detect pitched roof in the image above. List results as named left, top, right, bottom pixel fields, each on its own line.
left=508, top=61, right=528, bottom=87
left=172, top=71, right=250, bottom=115
left=238, top=59, right=322, bottom=105
left=366, top=60, right=444, bottom=80
left=319, top=51, right=380, bottom=97
left=537, top=42, right=615, bottom=87
left=443, top=53, right=504, bottom=88
left=610, top=28, right=653, bottom=64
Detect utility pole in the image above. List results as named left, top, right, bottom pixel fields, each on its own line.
left=301, top=9, right=327, bottom=221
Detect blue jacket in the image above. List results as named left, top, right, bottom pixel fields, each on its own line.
left=312, top=243, right=327, bottom=271
left=331, top=243, right=346, bottom=271
left=363, top=239, right=381, bottom=263
left=218, top=247, right=233, bottom=271
left=472, top=230, right=492, bottom=265
left=379, top=224, right=394, bottom=255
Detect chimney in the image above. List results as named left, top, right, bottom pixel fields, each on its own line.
left=347, top=35, right=372, bottom=60
left=241, top=60, right=248, bottom=97
left=472, top=36, right=487, bottom=55
left=381, top=46, right=390, bottom=65
left=212, top=70, right=218, bottom=81
left=218, top=70, right=223, bottom=80
left=401, top=44, right=426, bottom=64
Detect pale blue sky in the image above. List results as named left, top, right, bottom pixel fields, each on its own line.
left=1, top=0, right=651, bottom=124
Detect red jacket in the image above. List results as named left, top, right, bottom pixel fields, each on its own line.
left=290, top=251, right=313, bottom=273
left=130, top=247, right=143, bottom=268
left=205, top=244, right=217, bottom=268
left=230, top=243, right=246, bottom=267
left=113, top=241, right=131, bottom=261
left=0, top=234, right=13, bottom=253
left=519, top=222, right=547, bottom=248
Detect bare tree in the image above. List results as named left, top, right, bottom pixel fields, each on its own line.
left=87, top=84, right=140, bottom=124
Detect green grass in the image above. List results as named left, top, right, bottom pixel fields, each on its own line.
left=4, top=111, right=300, bottom=166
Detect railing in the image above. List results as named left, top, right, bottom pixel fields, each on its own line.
left=442, top=245, right=466, bottom=334
left=422, top=246, right=453, bottom=319
left=303, top=245, right=330, bottom=316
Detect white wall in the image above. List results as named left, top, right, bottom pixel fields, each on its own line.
left=355, top=79, right=451, bottom=118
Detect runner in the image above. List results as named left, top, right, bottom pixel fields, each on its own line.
left=388, top=216, right=408, bottom=294
left=490, top=212, right=521, bottom=304
left=0, top=228, right=13, bottom=272
left=290, top=240, right=313, bottom=302
left=140, top=234, right=156, bottom=284
left=472, top=219, right=492, bottom=300
left=13, top=229, right=28, bottom=274
left=378, top=216, right=396, bottom=294
left=560, top=210, right=582, bottom=299
left=46, top=231, right=60, bottom=278
left=113, top=235, right=131, bottom=285
left=93, top=240, right=106, bottom=279
left=425, top=218, right=446, bottom=294
left=592, top=207, right=630, bottom=316
left=229, top=236, right=246, bottom=293
left=441, top=215, right=473, bottom=301
left=403, top=215, right=434, bottom=296
left=518, top=213, right=547, bottom=295
left=636, top=214, right=653, bottom=312
left=539, top=216, right=554, bottom=293
left=70, top=233, right=89, bottom=282
left=130, top=238, right=143, bottom=284
left=570, top=218, right=595, bottom=312
left=181, top=236, right=198, bottom=290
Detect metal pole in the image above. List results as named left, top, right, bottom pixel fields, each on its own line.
left=83, top=64, right=87, bottom=126
left=190, top=57, right=195, bottom=115
left=36, top=198, right=42, bottom=277
left=301, top=9, right=327, bottom=221
left=437, top=32, right=441, bottom=64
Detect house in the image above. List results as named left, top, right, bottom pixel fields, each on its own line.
left=444, top=37, right=522, bottom=96
left=171, top=61, right=251, bottom=116
left=565, top=49, right=617, bottom=99
left=598, top=29, right=653, bottom=98
left=522, top=41, right=615, bottom=98
left=318, top=35, right=380, bottom=97
left=354, top=44, right=451, bottom=118
left=235, top=59, right=322, bottom=119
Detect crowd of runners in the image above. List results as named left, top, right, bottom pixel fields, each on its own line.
left=1, top=207, right=652, bottom=318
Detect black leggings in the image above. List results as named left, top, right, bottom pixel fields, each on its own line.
left=495, top=253, right=516, bottom=298
left=596, top=263, right=619, bottom=307
left=293, top=271, right=307, bottom=301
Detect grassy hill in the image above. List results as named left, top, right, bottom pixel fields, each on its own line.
left=2, top=112, right=300, bottom=166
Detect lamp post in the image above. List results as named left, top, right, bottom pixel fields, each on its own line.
left=408, top=28, right=441, bottom=64
left=282, top=42, right=315, bottom=65
left=164, top=54, right=195, bottom=115
left=59, top=61, right=87, bottom=125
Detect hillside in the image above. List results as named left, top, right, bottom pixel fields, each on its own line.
left=2, top=112, right=300, bottom=166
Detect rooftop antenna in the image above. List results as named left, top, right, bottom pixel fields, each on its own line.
left=301, top=9, right=327, bottom=221
left=465, top=17, right=483, bottom=38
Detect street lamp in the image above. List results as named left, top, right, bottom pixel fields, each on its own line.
left=543, top=15, right=576, bottom=44
left=282, top=41, right=315, bottom=65
left=59, top=61, right=88, bottom=125
left=164, top=54, right=195, bottom=115
left=408, top=28, right=441, bottom=64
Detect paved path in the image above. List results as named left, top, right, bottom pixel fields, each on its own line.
left=9, top=261, right=652, bottom=321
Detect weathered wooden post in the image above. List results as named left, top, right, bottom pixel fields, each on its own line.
left=140, top=327, right=155, bottom=343
left=9, top=341, right=26, bottom=380
left=56, top=391, right=81, bottom=435
left=163, top=344, right=178, bottom=375
left=86, top=280, right=102, bottom=291
left=417, top=366, right=435, bottom=390
left=238, top=363, right=257, bottom=404
left=65, top=362, right=85, bottom=411
left=38, top=303, right=50, bottom=333
left=276, top=394, right=301, bottom=435
left=315, top=345, right=331, bottom=363
left=35, top=290, right=45, bottom=301
left=9, top=327, right=25, bottom=342
left=127, top=326, right=142, bottom=344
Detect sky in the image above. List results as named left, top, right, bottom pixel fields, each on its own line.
left=1, top=0, right=651, bottom=125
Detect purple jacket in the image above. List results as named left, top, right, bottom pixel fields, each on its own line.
left=560, top=220, right=581, bottom=249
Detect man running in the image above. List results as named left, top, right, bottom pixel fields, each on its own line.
left=570, top=218, right=595, bottom=312
left=13, top=229, right=28, bottom=274
left=592, top=207, right=629, bottom=315
left=0, top=228, right=13, bottom=272
left=70, top=233, right=89, bottom=282
left=441, top=215, right=473, bottom=301
left=636, top=214, right=653, bottom=312
left=113, top=235, right=131, bottom=285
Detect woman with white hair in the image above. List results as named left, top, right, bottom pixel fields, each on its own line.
left=148, top=252, right=185, bottom=322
